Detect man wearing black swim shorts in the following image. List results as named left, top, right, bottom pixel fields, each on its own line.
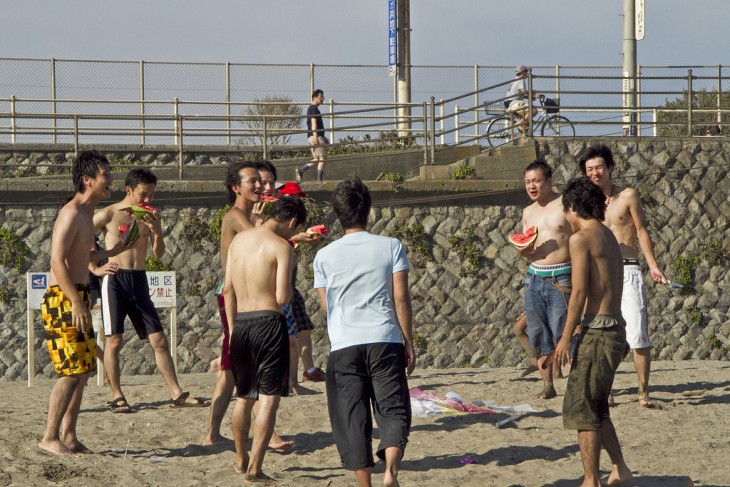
left=94, top=168, right=206, bottom=412
left=224, top=197, right=306, bottom=483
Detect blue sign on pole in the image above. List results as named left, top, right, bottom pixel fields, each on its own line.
left=388, top=0, right=397, bottom=76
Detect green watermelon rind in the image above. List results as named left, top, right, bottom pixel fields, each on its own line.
left=130, top=204, right=159, bottom=219
left=119, top=219, right=140, bottom=244
left=509, top=226, right=538, bottom=248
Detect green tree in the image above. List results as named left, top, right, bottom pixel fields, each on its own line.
left=657, top=89, right=728, bottom=137
left=240, top=96, right=303, bottom=147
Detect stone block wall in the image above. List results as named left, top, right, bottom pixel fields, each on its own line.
left=0, top=138, right=728, bottom=381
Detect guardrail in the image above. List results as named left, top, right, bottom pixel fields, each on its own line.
left=0, top=70, right=727, bottom=174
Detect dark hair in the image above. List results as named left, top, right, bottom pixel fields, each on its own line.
left=706, top=125, right=721, bottom=136
left=124, top=168, right=158, bottom=189
left=225, top=161, right=258, bottom=203
left=562, top=176, right=606, bottom=221
left=312, top=89, right=323, bottom=99
left=72, top=150, right=109, bottom=193
left=269, top=195, right=306, bottom=226
left=255, top=160, right=278, bottom=181
left=579, top=144, right=615, bottom=175
left=524, top=160, right=553, bottom=180
left=332, top=177, right=371, bottom=229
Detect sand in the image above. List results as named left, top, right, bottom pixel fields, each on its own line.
left=0, top=360, right=727, bottom=487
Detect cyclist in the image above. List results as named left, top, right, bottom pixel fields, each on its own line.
left=506, top=65, right=539, bottom=134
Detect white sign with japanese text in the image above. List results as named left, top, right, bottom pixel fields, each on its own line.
left=146, top=271, right=176, bottom=308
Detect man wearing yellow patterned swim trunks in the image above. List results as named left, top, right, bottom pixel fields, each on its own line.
left=39, top=150, right=118, bottom=457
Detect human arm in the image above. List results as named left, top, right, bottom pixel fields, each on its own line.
left=393, top=270, right=416, bottom=376
left=141, top=213, right=165, bottom=258
left=316, top=287, right=327, bottom=314
left=275, top=243, right=294, bottom=308
left=290, top=231, right=322, bottom=244
left=89, top=260, right=119, bottom=277
left=50, top=210, right=90, bottom=333
left=554, top=234, right=588, bottom=367
left=627, top=189, right=667, bottom=283
left=223, top=246, right=236, bottom=346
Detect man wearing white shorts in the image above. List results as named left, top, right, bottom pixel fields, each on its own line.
left=580, top=144, right=668, bottom=408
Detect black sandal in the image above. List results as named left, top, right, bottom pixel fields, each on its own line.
left=109, top=396, right=132, bottom=413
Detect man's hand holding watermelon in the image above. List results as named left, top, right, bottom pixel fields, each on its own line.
left=128, top=203, right=162, bottom=239
left=509, top=226, right=539, bottom=255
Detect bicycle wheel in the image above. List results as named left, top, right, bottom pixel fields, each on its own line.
left=541, top=116, right=575, bottom=137
left=485, top=116, right=516, bottom=147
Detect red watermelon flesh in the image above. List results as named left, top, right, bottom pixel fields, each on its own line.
left=509, top=226, right=538, bottom=248
left=118, top=220, right=140, bottom=244
left=306, top=224, right=328, bottom=237
left=261, top=195, right=279, bottom=214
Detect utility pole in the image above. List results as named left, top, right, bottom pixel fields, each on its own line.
left=622, top=0, right=637, bottom=136
left=397, top=0, right=411, bottom=137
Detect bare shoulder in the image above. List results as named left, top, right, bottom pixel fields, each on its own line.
left=617, top=185, right=640, bottom=203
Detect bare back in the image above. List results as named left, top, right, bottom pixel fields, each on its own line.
left=50, top=201, right=95, bottom=286
left=522, top=193, right=572, bottom=265
left=571, top=222, right=624, bottom=316
left=94, top=200, right=153, bottom=270
left=225, top=226, right=293, bottom=313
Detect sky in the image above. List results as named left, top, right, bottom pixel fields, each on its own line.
left=1, top=0, right=728, bottom=67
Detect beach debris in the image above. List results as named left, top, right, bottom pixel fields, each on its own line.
left=410, top=388, right=494, bottom=417
left=459, top=456, right=478, bottom=464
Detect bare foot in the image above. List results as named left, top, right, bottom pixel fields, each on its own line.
left=384, top=469, right=400, bottom=487
left=38, top=440, right=79, bottom=457
left=520, top=364, right=538, bottom=377
left=203, top=435, right=234, bottom=446
left=63, top=438, right=93, bottom=454
left=290, top=384, right=317, bottom=396
left=233, top=455, right=249, bottom=475
left=244, top=472, right=276, bottom=484
left=638, top=391, right=657, bottom=409
left=268, top=436, right=294, bottom=451
left=603, top=464, right=633, bottom=485
left=537, top=384, right=557, bottom=400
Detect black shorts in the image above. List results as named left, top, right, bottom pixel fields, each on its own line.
left=326, top=342, right=411, bottom=469
left=230, top=311, right=289, bottom=400
left=291, top=288, right=314, bottom=332
left=101, top=269, right=164, bottom=339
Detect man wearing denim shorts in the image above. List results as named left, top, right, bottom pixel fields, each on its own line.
left=554, top=176, right=633, bottom=486
left=580, top=144, right=668, bottom=408
left=513, top=161, right=573, bottom=399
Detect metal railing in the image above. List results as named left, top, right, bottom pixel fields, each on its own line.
left=0, top=60, right=728, bottom=175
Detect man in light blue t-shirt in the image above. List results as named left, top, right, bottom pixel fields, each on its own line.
left=313, top=177, right=415, bottom=487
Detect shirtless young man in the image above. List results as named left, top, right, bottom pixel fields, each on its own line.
left=39, top=150, right=117, bottom=456
left=555, top=176, right=632, bottom=487
left=224, top=197, right=306, bottom=483
left=580, top=144, right=667, bottom=408
left=94, top=168, right=206, bottom=412
left=203, top=161, right=292, bottom=449
left=514, top=161, right=572, bottom=399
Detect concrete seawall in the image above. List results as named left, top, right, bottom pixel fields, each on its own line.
left=0, top=138, right=728, bottom=381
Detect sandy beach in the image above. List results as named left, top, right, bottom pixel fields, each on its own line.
left=1, top=360, right=727, bottom=487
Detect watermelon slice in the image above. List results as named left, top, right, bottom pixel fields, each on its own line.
left=130, top=203, right=159, bottom=219
left=261, top=195, right=279, bottom=215
left=509, top=226, right=538, bottom=249
left=306, top=224, right=328, bottom=238
left=119, top=220, right=140, bottom=244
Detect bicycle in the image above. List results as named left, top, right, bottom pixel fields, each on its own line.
left=484, top=94, right=575, bottom=147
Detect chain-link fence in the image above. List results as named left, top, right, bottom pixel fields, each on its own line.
left=0, top=58, right=727, bottom=146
